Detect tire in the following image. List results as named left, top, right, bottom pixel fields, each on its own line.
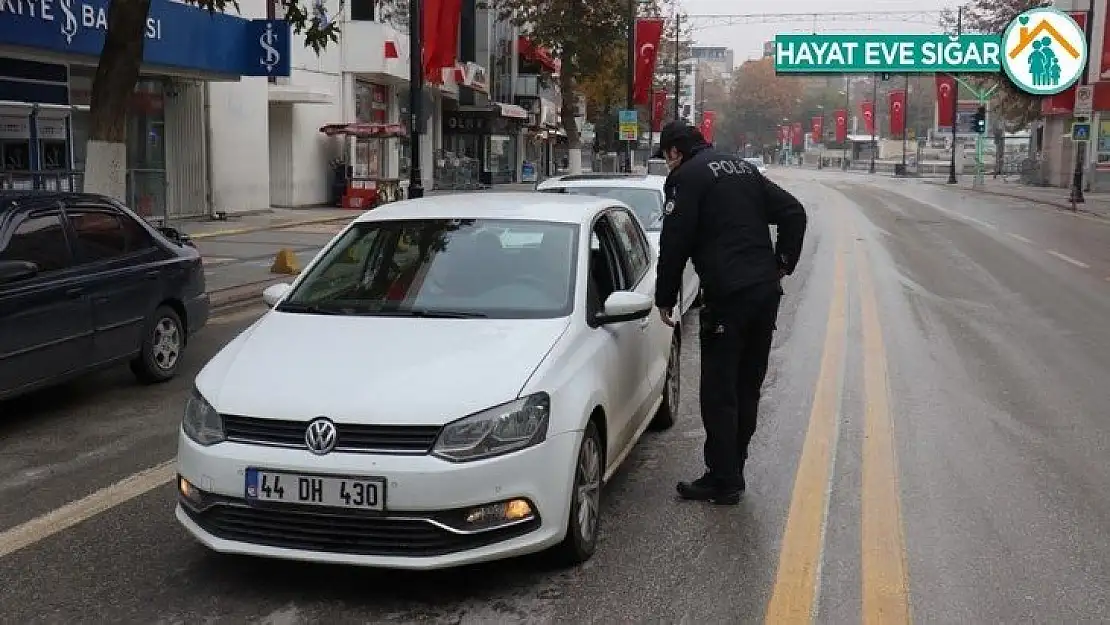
left=649, top=331, right=680, bottom=431
left=548, top=420, right=603, bottom=567
left=130, top=305, right=184, bottom=384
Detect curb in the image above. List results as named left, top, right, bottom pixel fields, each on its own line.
left=189, top=214, right=353, bottom=240
left=208, top=276, right=295, bottom=313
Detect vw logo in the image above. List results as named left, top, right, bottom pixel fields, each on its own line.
left=304, top=417, right=338, bottom=455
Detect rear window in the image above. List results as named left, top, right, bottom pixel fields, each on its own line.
left=538, top=186, right=664, bottom=231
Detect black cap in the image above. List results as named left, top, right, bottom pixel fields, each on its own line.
left=652, top=120, right=704, bottom=159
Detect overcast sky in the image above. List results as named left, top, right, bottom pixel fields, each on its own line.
left=678, top=0, right=960, bottom=62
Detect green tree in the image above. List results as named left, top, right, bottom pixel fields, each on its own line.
left=720, top=58, right=804, bottom=149
left=86, top=0, right=337, bottom=201
left=493, top=0, right=629, bottom=172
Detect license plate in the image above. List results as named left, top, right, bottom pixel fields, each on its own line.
left=245, top=469, right=386, bottom=511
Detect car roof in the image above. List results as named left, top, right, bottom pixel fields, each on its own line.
left=536, top=174, right=666, bottom=191
left=0, top=190, right=120, bottom=212
left=352, top=192, right=625, bottom=225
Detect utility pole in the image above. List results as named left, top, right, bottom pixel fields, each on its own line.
left=625, top=0, right=636, bottom=172
left=406, top=0, right=424, bottom=198
left=901, top=73, right=909, bottom=173
left=842, top=74, right=849, bottom=170
left=868, top=73, right=877, bottom=173
left=1070, top=0, right=1094, bottom=205
left=673, top=11, right=682, bottom=120
left=946, top=6, right=961, bottom=185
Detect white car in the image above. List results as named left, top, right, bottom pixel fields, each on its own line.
left=535, top=173, right=701, bottom=316
left=743, top=157, right=769, bottom=175
left=175, top=193, right=681, bottom=570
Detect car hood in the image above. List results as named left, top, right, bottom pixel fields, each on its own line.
left=196, top=311, right=571, bottom=426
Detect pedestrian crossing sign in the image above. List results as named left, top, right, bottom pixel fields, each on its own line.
left=1071, top=122, right=1091, bottom=142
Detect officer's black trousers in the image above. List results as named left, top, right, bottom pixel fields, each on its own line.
left=697, top=280, right=782, bottom=488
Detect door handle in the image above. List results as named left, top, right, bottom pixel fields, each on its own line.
left=65, top=287, right=83, bottom=299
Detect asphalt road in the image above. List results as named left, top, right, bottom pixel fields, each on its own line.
left=2, top=169, right=1109, bottom=623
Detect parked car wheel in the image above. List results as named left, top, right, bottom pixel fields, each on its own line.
left=131, top=305, right=184, bottom=384
left=650, top=331, right=680, bottom=431
left=549, top=419, right=604, bottom=566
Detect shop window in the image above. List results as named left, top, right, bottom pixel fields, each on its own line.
left=1097, top=121, right=1110, bottom=169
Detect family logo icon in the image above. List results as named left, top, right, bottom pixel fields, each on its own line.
left=1001, top=7, right=1087, bottom=95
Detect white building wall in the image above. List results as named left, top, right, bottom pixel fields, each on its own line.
left=207, top=78, right=272, bottom=212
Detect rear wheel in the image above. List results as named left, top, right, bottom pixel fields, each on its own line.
left=130, top=305, right=184, bottom=384
left=549, top=420, right=603, bottom=566
left=650, top=331, right=680, bottom=431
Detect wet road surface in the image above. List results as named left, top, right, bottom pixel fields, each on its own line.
left=2, top=169, right=1109, bottom=623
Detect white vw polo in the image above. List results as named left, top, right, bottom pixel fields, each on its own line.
left=175, top=193, right=681, bottom=570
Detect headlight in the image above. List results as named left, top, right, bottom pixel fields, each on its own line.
left=182, top=388, right=225, bottom=446
left=433, top=393, right=550, bottom=462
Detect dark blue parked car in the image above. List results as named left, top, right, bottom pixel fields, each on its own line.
left=0, top=191, right=209, bottom=401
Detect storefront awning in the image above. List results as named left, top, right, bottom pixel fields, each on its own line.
left=516, top=37, right=561, bottom=74
left=320, top=123, right=408, bottom=138
left=495, top=103, right=529, bottom=120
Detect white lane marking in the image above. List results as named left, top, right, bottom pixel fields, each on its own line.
left=1008, top=233, right=1034, bottom=244
left=964, top=216, right=998, bottom=230
left=0, top=461, right=174, bottom=559
left=1046, top=250, right=1091, bottom=269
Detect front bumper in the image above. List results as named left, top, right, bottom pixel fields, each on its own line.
left=175, top=428, right=580, bottom=569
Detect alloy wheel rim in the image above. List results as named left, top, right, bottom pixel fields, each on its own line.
left=152, top=318, right=181, bottom=370
left=576, top=435, right=601, bottom=543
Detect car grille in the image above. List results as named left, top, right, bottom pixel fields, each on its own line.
left=183, top=503, right=538, bottom=557
left=221, top=415, right=440, bottom=454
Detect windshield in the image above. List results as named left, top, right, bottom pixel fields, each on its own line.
left=278, top=218, right=579, bottom=319
left=538, top=186, right=664, bottom=231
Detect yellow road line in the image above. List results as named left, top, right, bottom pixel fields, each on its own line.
left=855, top=238, right=912, bottom=625
left=765, top=230, right=849, bottom=624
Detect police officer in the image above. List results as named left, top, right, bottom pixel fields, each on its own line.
left=652, top=121, right=807, bottom=505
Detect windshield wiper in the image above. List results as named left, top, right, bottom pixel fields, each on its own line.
left=273, top=302, right=342, bottom=315
left=374, top=308, right=488, bottom=318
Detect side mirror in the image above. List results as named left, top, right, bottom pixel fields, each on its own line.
left=0, top=260, right=39, bottom=284
left=158, top=226, right=194, bottom=248
left=596, top=291, right=653, bottom=325
left=262, top=283, right=292, bottom=308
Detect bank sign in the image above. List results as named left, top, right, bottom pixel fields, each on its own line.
left=774, top=7, right=1088, bottom=96
left=0, top=0, right=292, bottom=77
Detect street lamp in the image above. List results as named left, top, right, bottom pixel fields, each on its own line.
left=816, top=104, right=825, bottom=169
left=841, top=80, right=849, bottom=170
left=625, top=0, right=635, bottom=173
left=868, top=73, right=877, bottom=174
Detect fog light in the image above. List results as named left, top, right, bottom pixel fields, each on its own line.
left=464, top=498, right=535, bottom=530
left=178, top=476, right=201, bottom=504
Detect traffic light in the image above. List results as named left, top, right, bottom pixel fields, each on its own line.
left=880, top=72, right=892, bottom=81
left=973, top=106, right=987, bottom=133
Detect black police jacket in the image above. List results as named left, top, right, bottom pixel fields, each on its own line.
left=654, top=146, right=807, bottom=309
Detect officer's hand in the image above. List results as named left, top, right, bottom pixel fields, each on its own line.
left=658, top=307, right=675, bottom=327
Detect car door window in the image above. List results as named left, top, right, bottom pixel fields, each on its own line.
left=588, top=216, right=627, bottom=311
left=607, top=209, right=651, bottom=285
left=66, top=204, right=155, bottom=263
left=0, top=211, right=72, bottom=276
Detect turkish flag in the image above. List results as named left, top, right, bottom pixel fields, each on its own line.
left=833, top=109, right=847, bottom=142
left=811, top=116, right=824, bottom=142
left=651, top=90, right=667, bottom=132
left=700, top=111, right=716, bottom=143
left=792, top=122, right=803, bottom=147
left=422, top=0, right=461, bottom=85
left=633, top=18, right=664, bottom=105
left=935, top=74, right=956, bottom=128
left=384, top=40, right=399, bottom=59
left=888, top=89, right=906, bottom=137
left=860, top=101, right=875, bottom=135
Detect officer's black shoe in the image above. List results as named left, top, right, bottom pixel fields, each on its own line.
left=676, top=474, right=743, bottom=505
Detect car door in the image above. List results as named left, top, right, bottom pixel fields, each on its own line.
left=0, top=205, right=95, bottom=398
left=587, top=214, right=643, bottom=460
left=607, top=208, right=667, bottom=429
left=64, top=200, right=166, bottom=365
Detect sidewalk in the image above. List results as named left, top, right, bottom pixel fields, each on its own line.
left=923, top=178, right=1110, bottom=220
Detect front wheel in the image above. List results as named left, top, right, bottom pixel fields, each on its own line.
left=649, top=332, right=680, bottom=431
left=548, top=420, right=603, bottom=566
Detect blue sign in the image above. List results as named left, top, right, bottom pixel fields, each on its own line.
left=618, top=110, right=638, bottom=124
left=1071, top=122, right=1091, bottom=142
left=0, top=0, right=292, bottom=77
